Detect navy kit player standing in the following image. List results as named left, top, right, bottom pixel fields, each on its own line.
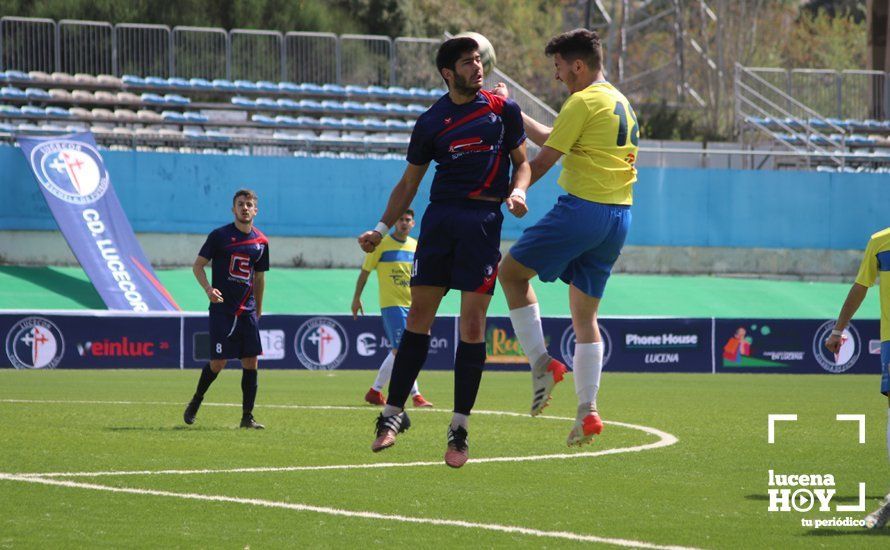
left=358, top=36, right=530, bottom=467
left=183, top=189, right=269, bottom=429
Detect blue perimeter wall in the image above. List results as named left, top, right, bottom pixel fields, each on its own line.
left=2, top=145, right=887, bottom=249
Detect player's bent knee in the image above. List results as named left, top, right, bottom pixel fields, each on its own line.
left=210, top=360, right=227, bottom=373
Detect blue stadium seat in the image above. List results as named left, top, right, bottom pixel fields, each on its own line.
left=385, top=119, right=410, bottom=130
left=387, top=86, right=412, bottom=99
left=406, top=103, right=426, bottom=114
left=808, top=118, right=829, bottom=130
left=45, top=106, right=72, bottom=118
left=212, top=79, right=237, bottom=91
left=278, top=82, right=301, bottom=93
left=189, top=78, right=214, bottom=90
left=25, top=87, right=51, bottom=100
left=408, top=87, right=430, bottom=98
left=251, top=114, right=277, bottom=125
left=847, top=134, right=877, bottom=146
left=321, top=84, right=347, bottom=96
left=294, top=116, right=319, bottom=127
left=256, top=81, right=279, bottom=92
left=234, top=80, right=258, bottom=91
left=341, top=101, right=365, bottom=114
left=364, top=102, right=387, bottom=113
left=367, top=85, right=388, bottom=96
left=362, top=117, right=386, bottom=130
left=298, top=99, right=324, bottom=112
left=4, top=70, right=31, bottom=81
left=141, top=93, right=166, bottom=105
left=275, top=115, right=300, bottom=126
left=0, top=86, right=26, bottom=99
left=0, top=122, right=14, bottom=132
left=0, top=105, right=23, bottom=117
left=161, top=110, right=188, bottom=122
left=183, top=128, right=208, bottom=141
left=255, top=97, right=280, bottom=109
left=345, top=85, right=371, bottom=97
left=164, top=94, right=190, bottom=105
left=203, top=130, right=230, bottom=141
left=844, top=119, right=864, bottom=130
left=863, top=119, right=883, bottom=131
left=20, top=106, right=46, bottom=117
left=300, top=83, right=324, bottom=94
left=429, top=87, right=446, bottom=97
left=183, top=111, right=208, bottom=123
left=318, top=116, right=343, bottom=129
left=144, top=76, right=170, bottom=87
left=122, top=75, right=146, bottom=86
left=167, top=77, right=191, bottom=88
left=276, top=98, right=299, bottom=109
left=780, top=117, right=803, bottom=131
left=340, top=117, right=365, bottom=129
left=232, top=96, right=255, bottom=107
left=826, top=118, right=846, bottom=129
left=385, top=103, right=409, bottom=114
left=320, top=100, right=346, bottom=112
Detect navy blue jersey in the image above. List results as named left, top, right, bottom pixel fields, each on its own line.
left=198, top=223, right=270, bottom=316
left=407, top=90, right=525, bottom=202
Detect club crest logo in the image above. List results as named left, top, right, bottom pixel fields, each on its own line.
left=560, top=323, right=611, bottom=370
left=812, top=321, right=860, bottom=373
left=293, top=317, right=349, bottom=370
left=29, top=139, right=109, bottom=204
left=5, top=317, right=65, bottom=369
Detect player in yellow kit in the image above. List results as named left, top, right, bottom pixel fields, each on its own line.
left=352, top=209, right=432, bottom=408
left=825, top=227, right=890, bottom=528
left=494, top=28, right=638, bottom=446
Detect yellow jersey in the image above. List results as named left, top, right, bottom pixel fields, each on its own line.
left=361, top=234, right=416, bottom=308
left=544, top=81, right=639, bottom=205
left=854, top=227, right=890, bottom=341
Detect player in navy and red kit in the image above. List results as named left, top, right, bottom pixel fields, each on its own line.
left=358, top=36, right=530, bottom=467
left=183, top=189, right=269, bottom=429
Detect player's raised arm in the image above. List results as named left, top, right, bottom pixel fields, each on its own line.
left=528, top=145, right=563, bottom=185
left=491, top=83, right=552, bottom=145
left=358, top=162, right=429, bottom=253
left=193, top=255, right=222, bottom=303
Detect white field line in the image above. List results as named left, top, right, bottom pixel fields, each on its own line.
left=0, top=399, right=678, bottom=479
left=0, top=473, right=700, bottom=550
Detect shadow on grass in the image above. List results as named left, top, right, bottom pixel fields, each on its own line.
left=104, top=426, right=233, bottom=432
left=0, top=266, right=104, bottom=309
left=804, top=528, right=889, bottom=537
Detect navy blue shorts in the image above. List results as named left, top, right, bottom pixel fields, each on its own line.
left=411, top=199, right=503, bottom=294
left=209, top=312, right=262, bottom=360
left=510, top=194, right=631, bottom=298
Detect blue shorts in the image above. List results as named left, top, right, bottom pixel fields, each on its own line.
left=381, top=306, right=408, bottom=350
left=881, top=341, right=890, bottom=396
left=411, top=199, right=503, bottom=295
left=209, top=312, right=262, bottom=360
left=510, top=194, right=631, bottom=298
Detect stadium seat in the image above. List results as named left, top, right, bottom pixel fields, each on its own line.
left=68, top=107, right=93, bottom=119
left=122, top=75, right=147, bottom=87
left=164, top=94, right=190, bottom=105
left=0, top=86, right=26, bottom=99
left=300, top=82, right=324, bottom=94
left=320, top=100, right=346, bottom=112
left=318, top=116, right=343, bottom=128
left=385, top=103, right=409, bottom=114
left=45, top=106, right=72, bottom=118
left=384, top=118, right=410, bottom=130
left=212, top=79, right=237, bottom=91
left=406, top=103, right=426, bottom=114
left=4, top=70, right=32, bottom=81
left=113, top=109, right=137, bottom=120
left=364, top=102, right=387, bottom=113
left=276, top=98, right=299, bottom=109
left=367, top=85, right=388, bottom=96
left=362, top=117, right=386, bottom=129
left=161, top=110, right=188, bottom=122
left=234, top=80, right=258, bottom=91
left=321, top=84, right=347, bottom=96
left=167, top=77, right=191, bottom=88
left=94, top=91, right=117, bottom=103
left=251, top=114, right=277, bottom=125
left=863, top=119, right=883, bottom=131
left=387, top=86, right=412, bottom=98
left=255, top=97, right=280, bottom=109
left=136, top=109, right=163, bottom=122
left=116, top=92, right=141, bottom=104
left=345, top=84, right=371, bottom=96
left=65, top=123, right=89, bottom=132
left=183, top=111, right=208, bottom=123
left=256, top=81, right=279, bottom=92
left=189, top=78, right=213, bottom=90
left=232, top=96, right=255, bottom=107
left=49, top=88, right=73, bottom=101
left=341, top=101, right=365, bottom=113
left=340, top=117, right=365, bottom=129
left=141, top=93, right=166, bottom=105
left=294, top=116, right=319, bottom=127
left=298, top=99, right=324, bottom=112
left=278, top=82, right=301, bottom=93
left=145, top=76, right=170, bottom=87
left=20, top=105, right=46, bottom=117
left=74, top=73, right=99, bottom=86
left=91, top=108, right=115, bottom=120
left=97, top=74, right=122, bottom=87
left=21, top=86, right=48, bottom=100
left=112, top=126, right=135, bottom=137
left=274, top=115, right=299, bottom=126
left=28, top=71, right=51, bottom=82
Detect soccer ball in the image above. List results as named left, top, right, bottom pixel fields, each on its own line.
left=454, top=31, right=496, bottom=75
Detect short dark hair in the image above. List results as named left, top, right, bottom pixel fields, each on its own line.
left=436, top=37, right=478, bottom=78
left=544, top=28, right=602, bottom=72
left=232, top=188, right=258, bottom=205
left=403, top=208, right=414, bottom=218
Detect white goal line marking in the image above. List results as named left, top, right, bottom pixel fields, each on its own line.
left=0, top=398, right=678, bottom=478
left=0, top=473, right=699, bottom=550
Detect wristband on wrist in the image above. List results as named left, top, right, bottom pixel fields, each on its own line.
left=372, top=221, right=389, bottom=235
left=510, top=189, right=526, bottom=201
left=830, top=329, right=843, bottom=337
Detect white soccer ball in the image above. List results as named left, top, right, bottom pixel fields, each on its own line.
left=454, top=31, right=496, bottom=75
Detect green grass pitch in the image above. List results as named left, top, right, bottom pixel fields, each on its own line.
left=1, top=369, right=888, bottom=548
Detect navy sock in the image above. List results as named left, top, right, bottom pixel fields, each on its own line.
left=386, top=330, right=430, bottom=409
left=193, top=363, right=218, bottom=400
left=241, top=369, right=258, bottom=415
left=453, top=341, right=486, bottom=415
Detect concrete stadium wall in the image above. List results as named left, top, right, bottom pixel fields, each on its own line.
left=0, top=146, right=885, bottom=277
